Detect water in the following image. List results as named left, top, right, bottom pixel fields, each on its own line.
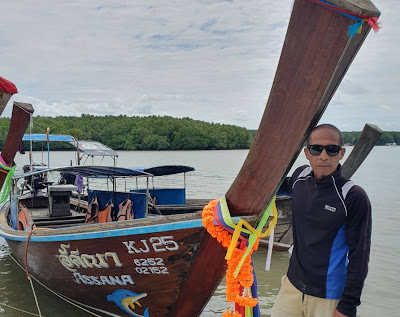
left=1, top=147, right=399, bottom=316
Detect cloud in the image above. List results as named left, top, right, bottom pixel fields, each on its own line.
left=0, top=0, right=397, bottom=131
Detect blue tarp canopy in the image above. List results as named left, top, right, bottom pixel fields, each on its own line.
left=14, top=165, right=195, bottom=179
left=23, top=134, right=76, bottom=142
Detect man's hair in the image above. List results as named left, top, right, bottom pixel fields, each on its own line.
left=306, top=124, right=344, bottom=146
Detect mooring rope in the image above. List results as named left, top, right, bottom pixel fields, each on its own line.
left=24, top=228, right=42, bottom=317
left=9, top=254, right=104, bottom=317
left=0, top=301, right=44, bottom=316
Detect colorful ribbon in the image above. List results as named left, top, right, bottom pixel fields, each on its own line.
left=307, top=0, right=381, bottom=37
left=0, top=155, right=16, bottom=203
left=221, top=196, right=277, bottom=277
left=202, top=197, right=277, bottom=317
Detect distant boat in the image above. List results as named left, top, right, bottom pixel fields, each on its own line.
left=385, top=142, right=397, bottom=146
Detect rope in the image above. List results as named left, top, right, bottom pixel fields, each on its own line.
left=0, top=302, right=45, bottom=316
left=8, top=254, right=104, bottom=317
left=28, top=277, right=42, bottom=317
left=0, top=155, right=17, bottom=203
left=24, top=227, right=42, bottom=317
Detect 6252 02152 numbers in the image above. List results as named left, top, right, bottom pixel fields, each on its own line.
left=134, top=257, right=169, bottom=275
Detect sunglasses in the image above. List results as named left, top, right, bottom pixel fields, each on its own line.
left=307, top=144, right=342, bottom=156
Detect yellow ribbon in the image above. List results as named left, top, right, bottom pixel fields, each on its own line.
left=224, top=196, right=278, bottom=277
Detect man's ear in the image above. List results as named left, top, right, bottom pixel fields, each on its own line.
left=304, top=147, right=310, bottom=160
left=339, top=147, right=346, bottom=160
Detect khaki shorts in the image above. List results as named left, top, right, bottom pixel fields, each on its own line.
left=271, top=275, right=339, bottom=317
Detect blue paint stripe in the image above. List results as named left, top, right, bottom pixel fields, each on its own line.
left=326, top=224, right=348, bottom=299
left=0, top=219, right=204, bottom=242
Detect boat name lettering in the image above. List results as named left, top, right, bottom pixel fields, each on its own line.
left=123, top=235, right=179, bottom=254
left=73, top=273, right=135, bottom=286
left=58, top=244, right=122, bottom=272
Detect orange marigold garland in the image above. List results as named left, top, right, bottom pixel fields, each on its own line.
left=202, top=199, right=260, bottom=317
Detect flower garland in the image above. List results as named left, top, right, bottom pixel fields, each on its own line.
left=202, top=199, right=262, bottom=317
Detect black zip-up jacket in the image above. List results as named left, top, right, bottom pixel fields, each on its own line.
left=284, top=164, right=371, bottom=317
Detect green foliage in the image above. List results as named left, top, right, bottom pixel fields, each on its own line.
left=376, top=131, right=400, bottom=145
left=1, top=114, right=398, bottom=150
left=0, top=115, right=255, bottom=151
left=343, top=131, right=361, bottom=145
left=343, top=131, right=400, bottom=146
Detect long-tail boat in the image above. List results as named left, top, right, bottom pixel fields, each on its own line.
left=0, top=0, right=380, bottom=316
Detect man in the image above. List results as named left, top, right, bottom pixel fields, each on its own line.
left=272, top=124, right=371, bottom=317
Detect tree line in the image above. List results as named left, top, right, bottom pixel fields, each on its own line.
left=0, top=115, right=253, bottom=151
left=0, top=115, right=398, bottom=151
left=342, top=130, right=400, bottom=146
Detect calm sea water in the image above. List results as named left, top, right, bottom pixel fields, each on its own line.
left=1, top=147, right=399, bottom=316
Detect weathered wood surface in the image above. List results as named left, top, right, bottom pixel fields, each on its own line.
left=172, top=0, right=380, bottom=315
left=342, top=123, right=383, bottom=178
left=329, top=0, right=380, bottom=16
left=0, top=102, right=34, bottom=189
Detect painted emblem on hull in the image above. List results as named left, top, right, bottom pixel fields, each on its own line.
left=107, top=289, right=150, bottom=317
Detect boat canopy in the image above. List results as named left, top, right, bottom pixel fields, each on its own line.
left=14, top=165, right=195, bottom=179
left=22, top=134, right=118, bottom=157
left=23, top=134, right=76, bottom=142
left=138, top=165, right=194, bottom=176
left=74, top=140, right=118, bottom=157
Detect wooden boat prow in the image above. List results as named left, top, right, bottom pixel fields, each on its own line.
left=226, top=0, right=381, bottom=217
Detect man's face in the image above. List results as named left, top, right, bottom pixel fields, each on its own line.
left=304, top=127, right=346, bottom=180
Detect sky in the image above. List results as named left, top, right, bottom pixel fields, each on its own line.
left=0, top=0, right=398, bottom=132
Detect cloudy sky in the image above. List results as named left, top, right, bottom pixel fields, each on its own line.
left=1, top=0, right=397, bottom=131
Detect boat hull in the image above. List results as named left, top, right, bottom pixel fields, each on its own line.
left=1, top=210, right=208, bottom=317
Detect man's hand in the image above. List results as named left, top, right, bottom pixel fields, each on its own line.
left=333, top=309, right=348, bottom=317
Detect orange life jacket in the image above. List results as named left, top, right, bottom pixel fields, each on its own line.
left=117, top=199, right=134, bottom=221
left=18, top=203, right=36, bottom=231
left=98, top=203, right=113, bottom=223
left=85, top=197, right=99, bottom=223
